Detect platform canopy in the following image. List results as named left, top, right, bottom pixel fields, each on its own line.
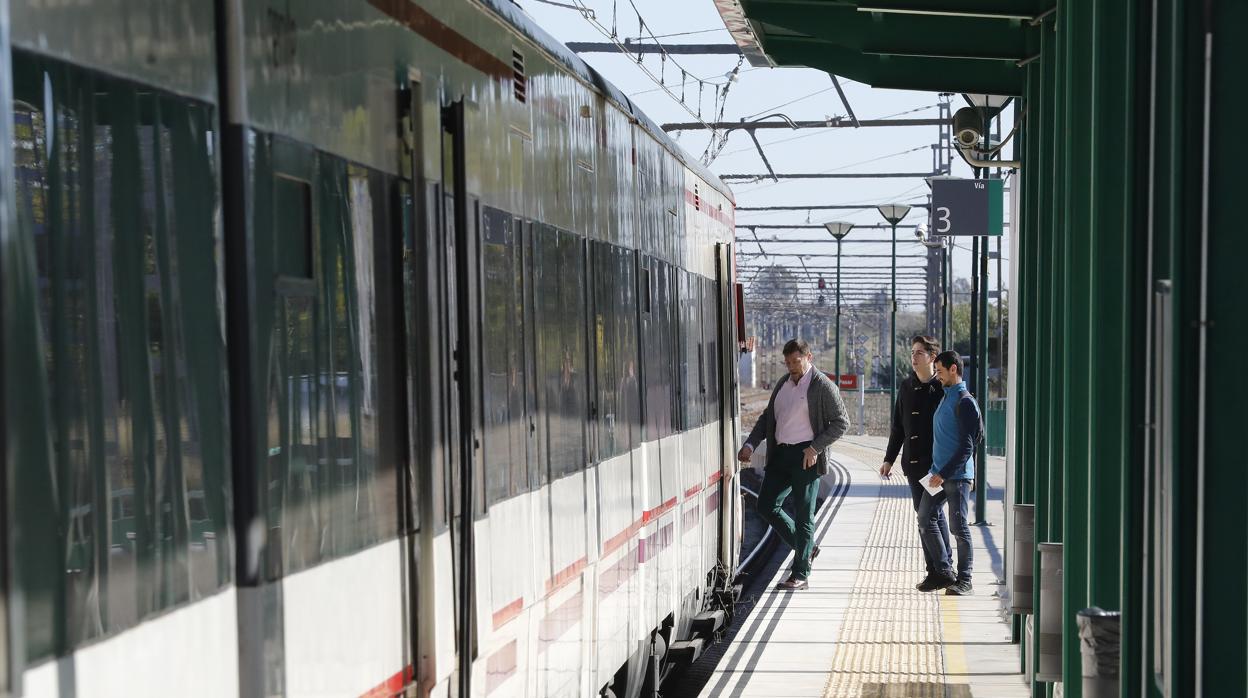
left=713, top=0, right=1053, bottom=95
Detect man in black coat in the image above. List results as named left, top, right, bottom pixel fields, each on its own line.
left=881, top=335, right=951, bottom=585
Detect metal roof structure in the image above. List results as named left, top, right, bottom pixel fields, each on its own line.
left=712, top=0, right=1051, bottom=95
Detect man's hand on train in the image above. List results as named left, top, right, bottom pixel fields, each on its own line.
left=737, top=444, right=754, bottom=463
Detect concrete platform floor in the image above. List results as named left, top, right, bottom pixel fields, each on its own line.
left=699, top=435, right=1027, bottom=698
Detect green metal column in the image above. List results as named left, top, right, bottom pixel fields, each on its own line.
left=1046, top=2, right=1066, bottom=551
left=1059, top=0, right=1094, bottom=692
left=1154, top=1, right=1198, bottom=694
left=1086, top=0, right=1134, bottom=614
left=1030, top=18, right=1057, bottom=697
left=1202, top=3, right=1248, bottom=694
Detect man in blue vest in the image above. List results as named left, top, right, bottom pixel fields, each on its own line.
left=915, top=351, right=983, bottom=595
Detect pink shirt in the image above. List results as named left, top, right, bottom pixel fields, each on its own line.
left=774, top=367, right=815, bottom=444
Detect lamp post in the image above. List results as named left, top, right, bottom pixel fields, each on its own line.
left=876, top=203, right=911, bottom=410
left=824, top=221, right=854, bottom=379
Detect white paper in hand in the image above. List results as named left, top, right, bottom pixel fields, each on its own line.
left=918, top=473, right=943, bottom=497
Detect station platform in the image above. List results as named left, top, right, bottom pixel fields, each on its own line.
left=700, top=435, right=1027, bottom=698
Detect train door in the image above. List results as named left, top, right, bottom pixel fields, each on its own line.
left=714, top=243, right=741, bottom=572
left=0, top=16, right=12, bottom=694
left=399, top=76, right=462, bottom=693
left=393, top=70, right=424, bottom=694
left=440, top=99, right=483, bottom=697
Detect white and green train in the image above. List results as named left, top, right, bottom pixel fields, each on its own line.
left=0, top=1, right=746, bottom=696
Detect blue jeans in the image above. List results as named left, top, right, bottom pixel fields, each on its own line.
left=907, top=475, right=951, bottom=576
left=917, top=479, right=973, bottom=582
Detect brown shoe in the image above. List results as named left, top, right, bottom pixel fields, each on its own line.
left=776, top=575, right=809, bottom=591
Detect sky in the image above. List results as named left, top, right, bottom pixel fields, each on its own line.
left=517, top=0, right=1014, bottom=308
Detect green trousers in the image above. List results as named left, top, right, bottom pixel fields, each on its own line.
left=757, top=441, right=821, bottom=579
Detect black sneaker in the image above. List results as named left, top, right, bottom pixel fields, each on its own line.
left=917, top=573, right=957, bottom=593
left=945, top=579, right=973, bottom=596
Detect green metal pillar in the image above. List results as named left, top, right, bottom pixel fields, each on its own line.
left=1202, top=3, right=1248, bottom=694
left=1086, top=0, right=1134, bottom=611
left=1059, top=0, right=1094, bottom=692
left=1153, top=1, right=1197, bottom=694
left=1081, top=1, right=1142, bottom=693
left=1030, top=17, right=1057, bottom=697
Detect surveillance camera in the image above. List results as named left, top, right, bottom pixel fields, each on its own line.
left=952, top=107, right=983, bottom=149
left=914, top=223, right=928, bottom=240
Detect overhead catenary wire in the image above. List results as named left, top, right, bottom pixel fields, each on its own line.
left=561, top=0, right=732, bottom=157
left=717, top=103, right=940, bottom=160
left=562, top=0, right=746, bottom=165
left=625, top=27, right=729, bottom=41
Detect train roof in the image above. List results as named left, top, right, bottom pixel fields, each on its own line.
left=481, top=0, right=735, bottom=205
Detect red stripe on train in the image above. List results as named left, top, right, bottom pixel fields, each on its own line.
left=359, top=664, right=414, bottom=698
left=642, top=497, right=678, bottom=524
left=545, top=557, right=587, bottom=595
left=367, top=0, right=511, bottom=80
left=603, top=520, right=641, bottom=556
left=492, top=596, right=524, bottom=630
left=684, top=189, right=735, bottom=227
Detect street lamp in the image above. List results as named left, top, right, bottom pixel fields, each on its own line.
left=823, top=221, right=854, bottom=379
left=876, top=203, right=911, bottom=410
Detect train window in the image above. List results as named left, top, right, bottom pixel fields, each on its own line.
left=642, top=259, right=674, bottom=441
left=639, top=263, right=651, bottom=313
left=263, top=155, right=398, bottom=576
left=274, top=176, right=313, bottom=279
left=679, top=271, right=703, bottom=430
left=534, top=225, right=588, bottom=479
left=10, top=52, right=229, bottom=661
left=482, top=206, right=527, bottom=504
left=520, top=221, right=544, bottom=490
left=703, top=278, right=721, bottom=422
left=509, top=219, right=529, bottom=496
left=664, top=264, right=680, bottom=435
left=591, top=241, right=640, bottom=459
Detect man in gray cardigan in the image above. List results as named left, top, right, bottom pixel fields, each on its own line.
left=738, top=339, right=851, bottom=590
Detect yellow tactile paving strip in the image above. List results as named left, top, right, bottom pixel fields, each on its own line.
left=822, top=439, right=970, bottom=698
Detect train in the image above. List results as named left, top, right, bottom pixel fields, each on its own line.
left=0, top=1, right=745, bottom=696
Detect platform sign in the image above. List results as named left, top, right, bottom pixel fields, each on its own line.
left=838, top=374, right=859, bottom=390
left=931, top=178, right=1004, bottom=236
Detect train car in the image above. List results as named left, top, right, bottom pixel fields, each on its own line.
left=0, top=1, right=742, bottom=697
